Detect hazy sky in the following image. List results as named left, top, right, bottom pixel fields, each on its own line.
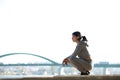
left=0, top=0, right=120, bottom=64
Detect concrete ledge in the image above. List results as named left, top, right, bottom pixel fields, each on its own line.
left=0, top=75, right=120, bottom=80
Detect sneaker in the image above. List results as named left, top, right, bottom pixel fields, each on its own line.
left=81, top=71, right=90, bottom=75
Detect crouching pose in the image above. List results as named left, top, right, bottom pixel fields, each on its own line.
left=62, top=31, right=92, bottom=75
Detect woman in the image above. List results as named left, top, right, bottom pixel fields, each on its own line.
left=62, top=31, right=92, bottom=75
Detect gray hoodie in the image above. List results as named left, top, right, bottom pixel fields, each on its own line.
left=68, top=41, right=92, bottom=63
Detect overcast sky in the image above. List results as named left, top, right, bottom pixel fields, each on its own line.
left=0, top=0, right=120, bottom=64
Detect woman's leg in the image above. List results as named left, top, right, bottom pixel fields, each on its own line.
left=69, top=56, right=92, bottom=73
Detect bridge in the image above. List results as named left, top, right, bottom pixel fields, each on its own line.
left=0, top=53, right=59, bottom=65
left=0, top=53, right=65, bottom=75
left=0, top=53, right=120, bottom=75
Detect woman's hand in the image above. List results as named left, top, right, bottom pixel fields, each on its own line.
left=62, top=58, right=70, bottom=66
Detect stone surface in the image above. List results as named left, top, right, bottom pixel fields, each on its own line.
left=0, top=75, right=120, bottom=80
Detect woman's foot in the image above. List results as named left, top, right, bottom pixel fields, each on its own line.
left=81, top=71, right=90, bottom=75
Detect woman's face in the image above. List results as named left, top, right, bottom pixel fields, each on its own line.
left=72, top=35, right=79, bottom=42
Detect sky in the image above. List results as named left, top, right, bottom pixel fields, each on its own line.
left=0, top=0, right=120, bottom=64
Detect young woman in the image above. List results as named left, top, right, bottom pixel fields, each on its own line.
left=62, top=31, right=92, bottom=75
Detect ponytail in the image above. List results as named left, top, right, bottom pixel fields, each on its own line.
left=81, top=36, right=88, bottom=42
left=81, top=36, right=88, bottom=47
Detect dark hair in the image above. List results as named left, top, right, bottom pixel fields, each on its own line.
left=72, top=31, right=88, bottom=42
